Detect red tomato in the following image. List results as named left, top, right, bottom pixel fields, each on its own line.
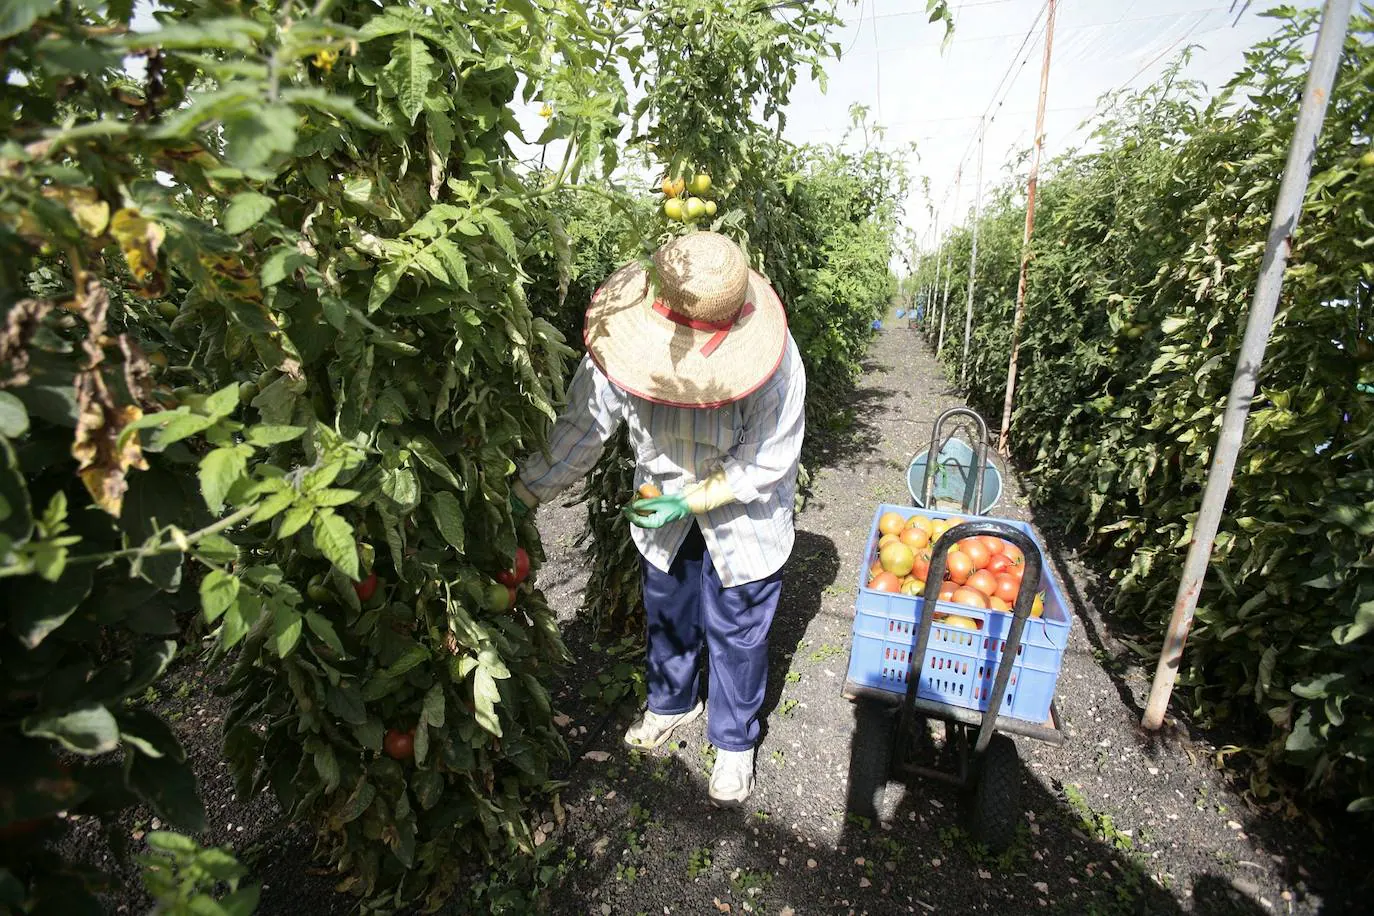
left=959, top=539, right=990, bottom=570
left=868, top=572, right=903, bottom=593
left=354, top=572, right=379, bottom=602
left=985, top=554, right=1013, bottom=575
left=951, top=587, right=990, bottom=610
left=994, top=574, right=1021, bottom=604
left=384, top=728, right=415, bottom=760
left=945, top=551, right=974, bottom=585
left=496, top=547, right=531, bottom=587
left=912, top=547, right=933, bottom=582
left=938, top=584, right=957, bottom=602
left=967, top=570, right=998, bottom=599
left=982, top=536, right=1005, bottom=556
left=1003, top=544, right=1025, bottom=569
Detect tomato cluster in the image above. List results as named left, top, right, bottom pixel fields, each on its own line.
left=661, top=172, right=717, bottom=222
left=865, top=512, right=1044, bottom=630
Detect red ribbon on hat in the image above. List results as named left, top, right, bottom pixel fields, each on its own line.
left=652, top=300, right=755, bottom=357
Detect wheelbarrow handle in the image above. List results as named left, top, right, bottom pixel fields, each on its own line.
left=918, top=408, right=990, bottom=513
left=900, top=521, right=1044, bottom=758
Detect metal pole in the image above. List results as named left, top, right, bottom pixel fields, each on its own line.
left=936, top=250, right=954, bottom=357
left=998, top=0, right=1056, bottom=456
left=1142, top=0, right=1354, bottom=730
left=930, top=212, right=942, bottom=348
left=962, top=119, right=986, bottom=388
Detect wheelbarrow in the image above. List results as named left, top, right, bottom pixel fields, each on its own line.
left=907, top=407, right=1003, bottom=515
left=843, top=411, right=1068, bottom=851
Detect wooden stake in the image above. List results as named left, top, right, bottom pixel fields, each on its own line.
left=997, top=0, right=1056, bottom=456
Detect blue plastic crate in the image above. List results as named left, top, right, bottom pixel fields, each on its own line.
left=844, top=504, right=1072, bottom=724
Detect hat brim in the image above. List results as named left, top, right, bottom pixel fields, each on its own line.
left=583, top=261, right=788, bottom=408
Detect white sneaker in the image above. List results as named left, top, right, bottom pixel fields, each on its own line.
left=708, top=747, right=755, bottom=807
left=623, top=701, right=704, bottom=750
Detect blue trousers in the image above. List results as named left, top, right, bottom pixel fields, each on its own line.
left=642, top=524, right=783, bottom=752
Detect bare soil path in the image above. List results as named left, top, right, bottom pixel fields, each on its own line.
left=528, top=324, right=1367, bottom=916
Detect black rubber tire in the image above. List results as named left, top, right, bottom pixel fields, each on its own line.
left=845, top=698, right=896, bottom=824
left=968, top=733, right=1021, bottom=852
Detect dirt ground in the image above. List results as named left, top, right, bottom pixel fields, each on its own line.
left=524, top=325, right=1371, bottom=916
left=68, top=325, right=1371, bottom=915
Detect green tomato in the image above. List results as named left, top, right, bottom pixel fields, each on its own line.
left=664, top=198, right=685, bottom=221
left=688, top=174, right=712, bottom=195
left=484, top=582, right=515, bottom=613
left=685, top=197, right=706, bottom=220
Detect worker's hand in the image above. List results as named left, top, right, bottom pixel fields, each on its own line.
left=509, top=479, right=538, bottom=519
left=624, top=493, right=691, bottom=529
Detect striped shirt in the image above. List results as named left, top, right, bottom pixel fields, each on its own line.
left=520, top=333, right=806, bottom=587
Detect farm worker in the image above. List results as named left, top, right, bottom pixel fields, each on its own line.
left=510, top=231, right=805, bottom=807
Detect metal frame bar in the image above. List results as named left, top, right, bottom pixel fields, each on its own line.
left=919, top=407, right=990, bottom=514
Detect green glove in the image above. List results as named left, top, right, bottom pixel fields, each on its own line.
left=510, top=479, right=538, bottom=519
left=625, top=492, right=692, bottom=529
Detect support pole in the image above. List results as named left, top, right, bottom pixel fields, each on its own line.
left=1142, top=0, right=1353, bottom=730
left=936, top=250, right=954, bottom=357
left=961, top=119, right=986, bottom=388
left=930, top=213, right=942, bottom=348
left=937, top=169, right=963, bottom=359
left=997, top=0, right=1056, bottom=456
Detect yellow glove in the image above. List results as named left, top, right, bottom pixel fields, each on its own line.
left=683, top=468, right=736, bottom=514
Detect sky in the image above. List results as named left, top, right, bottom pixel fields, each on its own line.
left=785, top=0, right=1307, bottom=260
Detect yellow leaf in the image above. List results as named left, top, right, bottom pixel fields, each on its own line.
left=110, top=208, right=166, bottom=286
left=41, top=186, right=110, bottom=237
left=73, top=400, right=149, bottom=516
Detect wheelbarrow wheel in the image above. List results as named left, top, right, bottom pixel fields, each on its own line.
left=968, top=733, right=1020, bottom=852
left=845, top=698, right=895, bottom=826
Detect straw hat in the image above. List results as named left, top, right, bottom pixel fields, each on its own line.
left=583, top=232, right=788, bottom=408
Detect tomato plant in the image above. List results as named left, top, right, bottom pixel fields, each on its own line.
left=929, top=9, right=1374, bottom=811
left=3, top=0, right=642, bottom=910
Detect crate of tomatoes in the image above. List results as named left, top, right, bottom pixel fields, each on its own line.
left=844, top=504, right=1072, bottom=724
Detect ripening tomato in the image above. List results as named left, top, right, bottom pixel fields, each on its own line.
left=945, top=551, right=974, bottom=585
left=878, top=512, right=906, bottom=537
left=967, top=570, right=998, bottom=598
left=951, top=587, right=990, bottom=610
left=906, top=515, right=935, bottom=535
left=994, top=574, right=1021, bottom=604
left=911, top=547, right=933, bottom=581
left=868, top=572, right=903, bottom=593
left=988, top=596, right=1012, bottom=612
left=959, top=538, right=990, bottom=570
left=899, top=526, right=930, bottom=551
left=938, top=584, right=957, bottom=602
left=981, top=536, right=1005, bottom=556
left=985, top=553, right=1013, bottom=575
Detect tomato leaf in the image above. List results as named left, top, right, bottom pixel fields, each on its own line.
left=429, top=491, right=464, bottom=553
left=312, top=510, right=359, bottom=580
left=200, top=445, right=249, bottom=514
left=222, top=191, right=274, bottom=234
left=200, top=569, right=240, bottom=623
